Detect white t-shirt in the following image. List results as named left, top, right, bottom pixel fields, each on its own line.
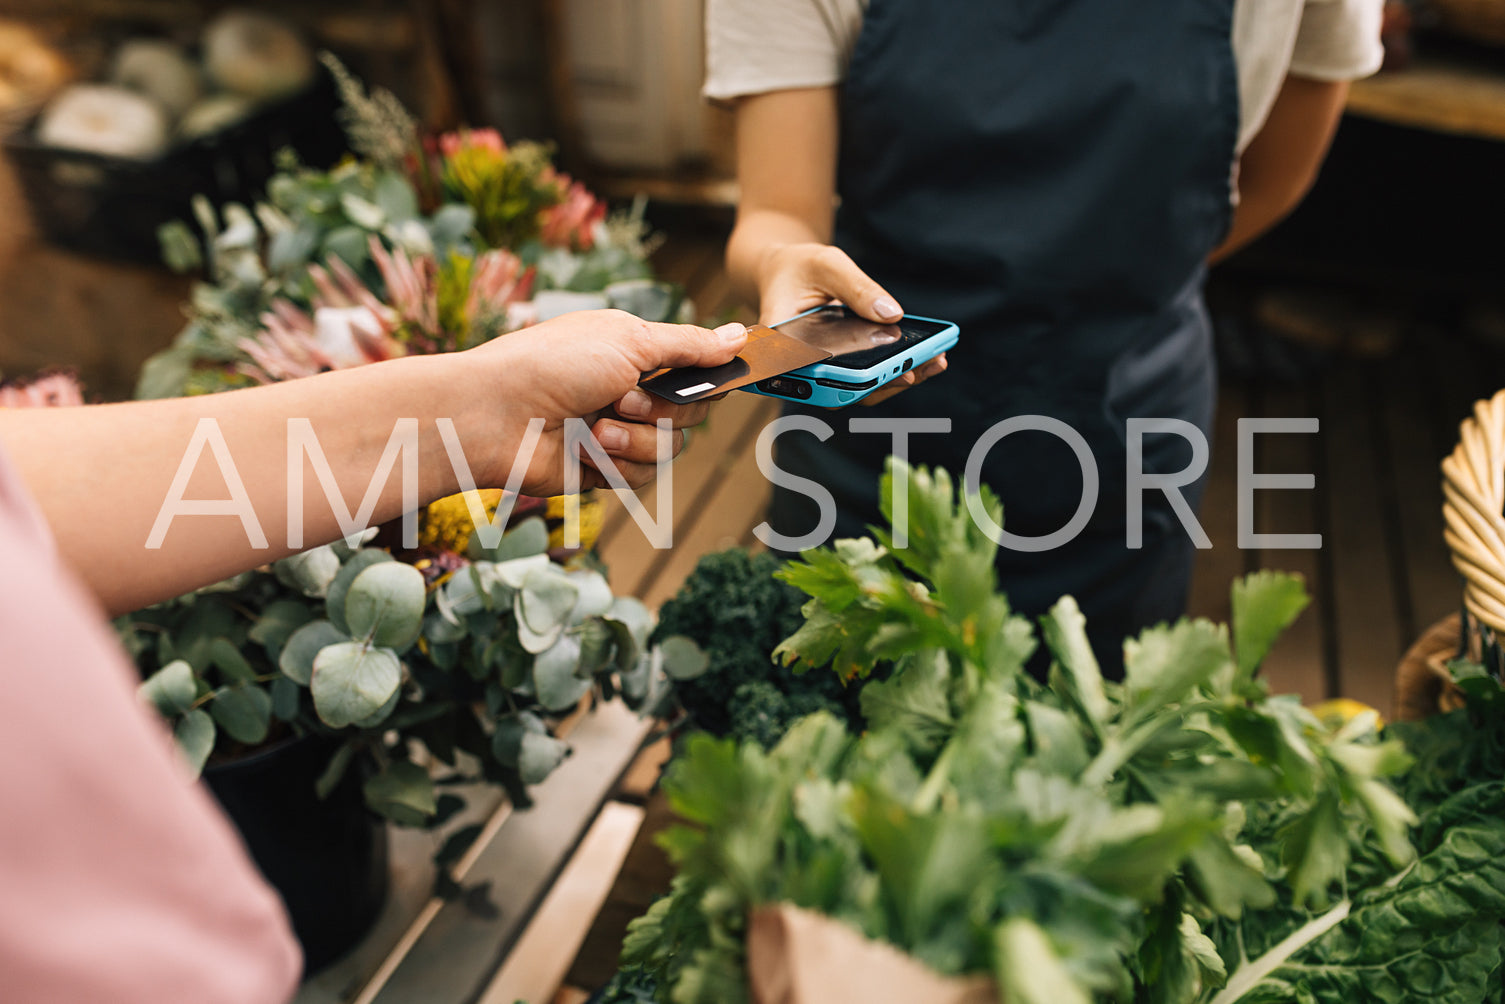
left=706, top=0, right=1384, bottom=153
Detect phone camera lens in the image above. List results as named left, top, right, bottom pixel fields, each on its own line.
left=760, top=377, right=812, bottom=400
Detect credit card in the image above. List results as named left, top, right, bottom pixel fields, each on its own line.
left=640, top=324, right=832, bottom=403
left=775, top=309, right=902, bottom=359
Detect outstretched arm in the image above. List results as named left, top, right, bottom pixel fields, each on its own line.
left=1212, top=74, right=1349, bottom=263
left=726, top=86, right=946, bottom=403
left=0, top=311, right=747, bottom=615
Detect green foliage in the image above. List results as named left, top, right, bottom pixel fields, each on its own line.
left=1198, top=666, right=1505, bottom=1004
left=120, top=522, right=701, bottom=827
left=615, top=459, right=1427, bottom=1004
left=652, top=549, right=864, bottom=747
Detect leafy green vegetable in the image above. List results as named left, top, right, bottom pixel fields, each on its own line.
left=610, top=460, right=1421, bottom=1004
left=1208, top=667, right=1505, bottom=1004
left=653, top=549, right=865, bottom=746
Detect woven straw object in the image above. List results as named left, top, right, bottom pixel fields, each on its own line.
left=1398, top=388, right=1505, bottom=718
left=1441, top=389, right=1505, bottom=633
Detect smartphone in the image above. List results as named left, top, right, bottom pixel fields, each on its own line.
left=749, top=305, right=959, bottom=407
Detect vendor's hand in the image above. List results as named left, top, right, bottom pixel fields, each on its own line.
left=756, top=242, right=948, bottom=407
left=474, top=310, right=747, bottom=494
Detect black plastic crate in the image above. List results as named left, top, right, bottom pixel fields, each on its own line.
left=4, top=67, right=346, bottom=262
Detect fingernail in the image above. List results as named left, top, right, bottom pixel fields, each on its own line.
left=618, top=389, right=652, bottom=418
left=597, top=426, right=627, bottom=451
left=873, top=297, right=902, bottom=320
left=715, top=321, right=747, bottom=344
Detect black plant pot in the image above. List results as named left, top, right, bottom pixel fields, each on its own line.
left=206, top=735, right=389, bottom=975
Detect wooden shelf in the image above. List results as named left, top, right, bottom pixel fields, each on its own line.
left=1347, top=50, right=1505, bottom=142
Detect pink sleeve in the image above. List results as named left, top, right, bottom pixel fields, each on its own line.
left=0, top=447, right=300, bottom=1004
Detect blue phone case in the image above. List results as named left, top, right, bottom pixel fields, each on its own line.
left=748, top=306, right=959, bottom=407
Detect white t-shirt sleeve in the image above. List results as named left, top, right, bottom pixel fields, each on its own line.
left=704, top=0, right=866, bottom=100
left=1288, top=0, right=1385, bottom=81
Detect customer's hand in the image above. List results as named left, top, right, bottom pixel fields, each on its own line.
left=475, top=310, right=748, bottom=494
left=755, top=242, right=947, bottom=407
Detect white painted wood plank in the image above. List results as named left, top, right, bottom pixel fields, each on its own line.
left=477, top=802, right=646, bottom=1004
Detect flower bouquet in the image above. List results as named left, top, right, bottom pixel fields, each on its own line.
left=119, top=58, right=706, bottom=830
left=142, top=54, right=684, bottom=401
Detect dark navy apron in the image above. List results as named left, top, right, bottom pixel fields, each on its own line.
left=765, top=0, right=1239, bottom=678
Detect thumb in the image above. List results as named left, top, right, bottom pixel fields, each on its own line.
left=621, top=319, right=748, bottom=372
left=807, top=246, right=903, bottom=323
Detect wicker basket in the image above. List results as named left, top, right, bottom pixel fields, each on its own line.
left=2, top=68, right=343, bottom=261
left=1400, top=387, right=1505, bottom=717
left=1430, top=0, right=1505, bottom=46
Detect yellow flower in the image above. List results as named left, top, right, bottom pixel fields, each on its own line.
left=418, top=489, right=605, bottom=555
left=547, top=493, right=605, bottom=551
left=419, top=489, right=506, bottom=554
left=1310, top=697, right=1385, bottom=732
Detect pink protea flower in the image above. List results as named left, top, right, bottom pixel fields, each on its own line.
left=237, top=235, right=536, bottom=383
left=539, top=175, right=606, bottom=252
left=438, top=127, right=506, bottom=161
left=0, top=371, right=84, bottom=408
left=466, top=244, right=535, bottom=320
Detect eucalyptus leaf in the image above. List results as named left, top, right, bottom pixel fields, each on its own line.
left=322, top=225, right=370, bottom=269
left=354, top=686, right=403, bottom=729
left=470, top=516, right=549, bottom=563
left=426, top=203, right=476, bottom=250
left=516, top=568, right=579, bottom=654
left=211, top=684, right=273, bottom=745
left=438, top=565, right=487, bottom=624
left=534, top=636, right=591, bottom=711
left=326, top=549, right=395, bottom=635
left=157, top=219, right=203, bottom=273
left=372, top=171, right=419, bottom=222
left=491, top=553, right=552, bottom=590
left=175, top=598, right=240, bottom=672
left=657, top=635, right=709, bottom=681
left=604, top=596, right=654, bottom=670
left=273, top=545, right=341, bottom=598
left=270, top=676, right=301, bottom=721
left=209, top=637, right=257, bottom=684
left=175, top=710, right=216, bottom=776
left=340, top=192, right=386, bottom=230
left=491, top=711, right=545, bottom=765
left=331, top=527, right=380, bottom=560
left=424, top=609, right=468, bottom=645
left=310, top=642, right=403, bottom=729
left=576, top=619, right=616, bottom=679
left=279, top=619, right=349, bottom=685
left=344, top=562, right=426, bottom=648
left=267, top=226, right=320, bottom=274
left=492, top=714, right=569, bottom=785
left=362, top=759, right=437, bottom=826
left=248, top=600, right=315, bottom=660
left=139, top=659, right=198, bottom=716
left=567, top=569, right=615, bottom=623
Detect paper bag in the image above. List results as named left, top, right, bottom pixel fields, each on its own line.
left=746, top=903, right=999, bottom=1004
